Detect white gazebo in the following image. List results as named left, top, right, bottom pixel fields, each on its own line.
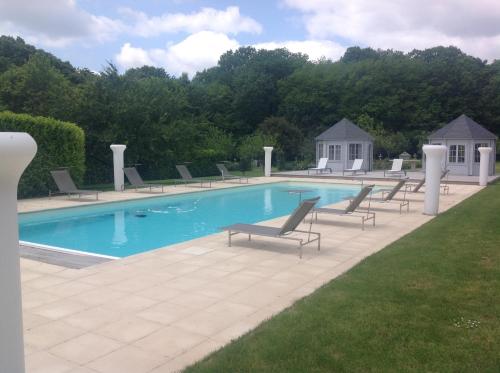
left=427, top=114, right=497, bottom=176
left=315, top=118, right=374, bottom=172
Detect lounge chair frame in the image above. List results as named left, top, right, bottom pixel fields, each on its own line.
left=372, top=179, right=410, bottom=214
left=313, top=184, right=376, bottom=230
left=222, top=197, right=321, bottom=258
left=216, top=163, right=248, bottom=183
left=176, top=165, right=212, bottom=188
left=405, top=169, right=450, bottom=194
left=343, top=158, right=367, bottom=176
left=49, top=169, right=99, bottom=200
left=308, top=158, right=332, bottom=175
left=123, top=167, right=165, bottom=192
left=384, top=159, right=407, bottom=177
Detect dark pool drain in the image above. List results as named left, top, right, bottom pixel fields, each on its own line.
left=135, top=213, right=147, bottom=218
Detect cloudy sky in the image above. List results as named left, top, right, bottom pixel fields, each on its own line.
left=1, top=0, right=499, bottom=76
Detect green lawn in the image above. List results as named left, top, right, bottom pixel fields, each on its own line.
left=496, top=161, right=500, bottom=174
left=186, top=181, right=500, bottom=372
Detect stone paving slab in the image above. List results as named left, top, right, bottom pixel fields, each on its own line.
left=18, top=177, right=483, bottom=372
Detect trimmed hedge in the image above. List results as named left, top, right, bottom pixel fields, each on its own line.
left=0, top=111, right=85, bottom=197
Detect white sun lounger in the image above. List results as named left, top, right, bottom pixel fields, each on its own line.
left=343, top=158, right=366, bottom=176
left=384, top=159, right=406, bottom=177
left=308, top=158, right=332, bottom=174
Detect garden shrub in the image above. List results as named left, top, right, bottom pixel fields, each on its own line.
left=0, top=111, right=85, bottom=197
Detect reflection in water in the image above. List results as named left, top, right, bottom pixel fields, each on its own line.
left=112, top=210, right=127, bottom=245
left=264, top=189, right=272, bottom=214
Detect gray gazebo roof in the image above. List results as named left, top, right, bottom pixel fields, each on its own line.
left=315, top=118, right=374, bottom=141
left=429, top=114, right=497, bottom=140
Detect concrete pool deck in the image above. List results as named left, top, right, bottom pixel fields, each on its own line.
left=18, top=177, right=482, bottom=373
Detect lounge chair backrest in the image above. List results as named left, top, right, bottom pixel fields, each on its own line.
left=176, top=165, right=193, bottom=180
left=346, top=185, right=374, bottom=213
left=412, top=178, right=425, bottom=192
left=351, top=158, right=363, bottom=171
left=385, top=179, right=407, bottom=201
left=317, top=157, right=328, bottom=169
left=123, top=167, right=145, bottom=187
left=441, top=169, right=449, bottom=179
left=390, top=159, right=403, bottom=172
left=216, top=163, right=229, bottom=177
left=50, top=169, right=78, bottom=192
left=279, top=197, right=320, bottom=235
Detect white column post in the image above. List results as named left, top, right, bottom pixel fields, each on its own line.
left=422, top=145, right=447, bottom=216
left=0, top=132, right=37, bottom=373
left=110, top=144, right=126, bottom=191
left=263, top=147, right=273, bottom=177
left=478, top=147, right=492, bottom=186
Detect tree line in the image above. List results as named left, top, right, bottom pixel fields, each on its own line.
left=0, top=36, right=498, bottom=183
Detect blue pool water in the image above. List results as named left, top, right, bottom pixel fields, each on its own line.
left=19, top=182, right=364, bottom=257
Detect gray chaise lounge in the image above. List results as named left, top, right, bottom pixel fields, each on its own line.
left=405, top=169, right=450, bottom=194
left=221, top=197, right=321, bottom=258
left=313, top=184, right=375, bottom=230
left=123, top=167, right=166, bottom=192
left=176, top=165, right=212, bottom=188
left=371, top=179, right=410, bottom=213
left=216, top=163, right=248, bottom=183
left=50, top=169, right=99, bottom=200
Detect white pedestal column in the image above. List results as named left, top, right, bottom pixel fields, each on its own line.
left=263, top=147, right=273, bottom=177
left=0, top=132, right=37, bottom=373
left=422, top=145, right=447, bottom=216
left=478, top=147, right=492, bottom=186
left=110, top=144, right=126, bottom=191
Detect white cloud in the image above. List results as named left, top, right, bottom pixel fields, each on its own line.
left=116, top=31, right=239, bottom=77
left=254, top=40, right=345, bottom=61
left=283, top=0, right=500, bottom=60
left=0, top=0, right=124, bottom=47
left=120, top=6, right=262, bottom=37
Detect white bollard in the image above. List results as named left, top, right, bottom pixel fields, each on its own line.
left=110, top=144, right=126, bottom=191
left=0, top=132, right=37, bottom=373
left=478, top=147, right=492, bottom=186
left=422, top=145, right=447, bottom=216
left=263, top=147, right=273, bottom=177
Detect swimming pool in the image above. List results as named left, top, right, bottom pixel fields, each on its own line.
left=19, top=182, right=364, bottom=258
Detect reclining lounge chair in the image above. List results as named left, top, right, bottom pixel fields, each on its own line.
left=384, top=159, right=406, bottom=177
left=308, top=158, right=332, bottom=175
left=123, top=167, right=166, bottom=192
left=216, top=163, right=248, bottom=183
left=313, top=184, right=375, bottom=230
left=50, top=169, right=99, bottom=200
left=176, top=165, right=212, bottom=188
left=221, top=197, right=321, bottom=258
left=371, top=179, right=410, bottom=213
left=343, top=158, right=366, bottom=176
left=405, top=169, right=450, bottom=194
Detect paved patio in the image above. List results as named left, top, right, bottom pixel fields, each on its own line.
left=18, top=177, right=482, bottom=372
